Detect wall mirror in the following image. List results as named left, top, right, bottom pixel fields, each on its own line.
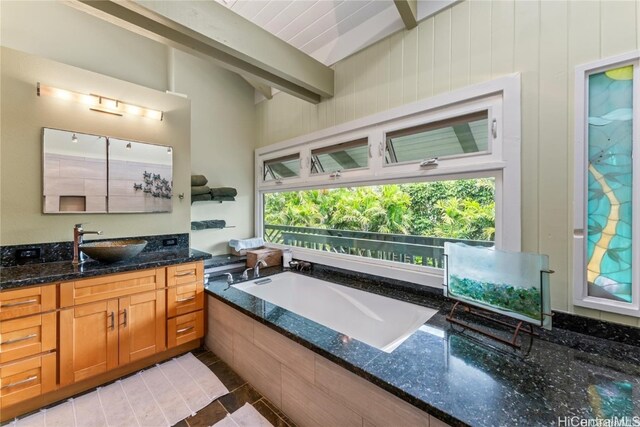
left=108, top=138, right=173, bottom=213
left=42, top=128, right=173, bottom=214
left=43, top=128, right=108, bottom=213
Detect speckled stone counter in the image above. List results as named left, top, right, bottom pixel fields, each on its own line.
left=204, top=254, right=246, bottom=269
left=0, top=248, right=211, bottom=290
left=205, top=267, right=640, bottom=427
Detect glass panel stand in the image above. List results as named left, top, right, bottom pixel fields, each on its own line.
left=444, top=250, right=554, bottom=349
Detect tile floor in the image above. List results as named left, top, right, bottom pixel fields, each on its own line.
left=177, top=348, right=296, bottom=427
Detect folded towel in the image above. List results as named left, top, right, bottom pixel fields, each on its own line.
left=191, top=193, right=212, bottom=203
left=191, top=220, right=226, bottom=230
left=210, top=187, right=237, bottom=198
left=212, top=196, right=235, bottom=202
left=191, top=175, right=208, bottom=186
left=191, top=185, right=210, bottom=196
left=229, top=237, right=264, bottom=251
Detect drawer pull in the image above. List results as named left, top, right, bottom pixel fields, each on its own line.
left=1, top=333, right=37, bottom=346
left=176, top=326, right=194, bottom=334
left=122, top=308, right=128, bottom=328
left=175, top=271, right=195, bottom=277
left=1, top=375, right=38, bottom=389
left=109, top=311, right=115, bottom=330
left=1, top=299, right=38, bottom=308
left=176, top=296, right=196, bottom=303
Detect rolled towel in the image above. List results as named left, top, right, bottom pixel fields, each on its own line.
left=191, top=185, right=210, bottom=196
left=191, top=221, right=206, bottom=230
left=229, top=237, right=264, bottom=251
left=191, top=193, right=212, bottom=203
left=212, top=196, right=235, bottom=202
left=210, top=187, right=237, bottom=198
left=191, top=175, right=208, bottom=186
left=202, top=219, right=226, bottom=229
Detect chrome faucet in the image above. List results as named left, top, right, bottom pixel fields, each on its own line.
left=73, top=223, right=102, bottom=265
left=241, top=268, right=253, bottom=280
left=254, top=259, right=267, bottom=278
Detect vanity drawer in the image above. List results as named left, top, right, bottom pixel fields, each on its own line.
left=167, top=263, right=203, bottom=287
left=0, top=286, right=56, bottom=321
left=60, top=269, right=165, bottom=307
left=167, top=311, right=203, bottom=348
left=0, top=313, right=56, bottom=364
left=0, top=352, right=56, bottom=409
left=167, top=282, right=204, bottom=318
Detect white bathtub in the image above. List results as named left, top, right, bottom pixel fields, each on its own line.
left=232, top=272, right=437, bottom=353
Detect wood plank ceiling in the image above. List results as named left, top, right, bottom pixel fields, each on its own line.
left=216, top=0, right=403, bottom=66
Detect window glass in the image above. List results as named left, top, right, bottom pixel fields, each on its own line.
left=263, top=178, right=495, bottom=268
left=385, top=111, right=489, bottom=164
left=311, top=138, right=368, bottom=174
left=586, top=65, right=634, bottom=303
left=263, top=154, right=300, bottom=181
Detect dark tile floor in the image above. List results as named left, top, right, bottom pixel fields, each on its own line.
left=179, top=348, right=296, bottom=427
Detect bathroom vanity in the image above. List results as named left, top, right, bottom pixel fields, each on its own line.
left=0, top=250, right=209, bottom=421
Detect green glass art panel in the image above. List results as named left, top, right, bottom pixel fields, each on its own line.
left=587, top=65, right=633, bottom=303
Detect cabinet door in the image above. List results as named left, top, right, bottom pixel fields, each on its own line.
left=59, top=300, right=118, bottom=386
left=119, top=290, right=165, bottom=365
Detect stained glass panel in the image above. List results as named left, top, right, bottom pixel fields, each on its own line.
left=586, top=65, right=634, bottom=303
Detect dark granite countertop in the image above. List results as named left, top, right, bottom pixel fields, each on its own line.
left=205, top=254, right=246, bottom=269
left=0, top=248, right=211, bottom=290
left=205, top=267, right=640, bottom=427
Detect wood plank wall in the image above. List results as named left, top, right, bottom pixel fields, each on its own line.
left=254, top=0, right=640, bottom=327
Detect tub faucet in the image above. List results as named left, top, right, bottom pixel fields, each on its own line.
left=254, top=259, right=267, bottom=278
left=73, top=223, right=102, bottom=265
left=241, top=268, right=253, bottom=280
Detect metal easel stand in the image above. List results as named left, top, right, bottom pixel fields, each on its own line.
left=446, top=301, right=538, bottom=349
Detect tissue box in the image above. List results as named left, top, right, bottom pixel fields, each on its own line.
left=246, top=248, right=282, bottom=268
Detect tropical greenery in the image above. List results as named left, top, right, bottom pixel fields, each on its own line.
left=264, top=178, right=495, bottom=241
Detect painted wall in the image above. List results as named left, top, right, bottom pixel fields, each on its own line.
left=0, top=47, right=191, bottom=244
left=255, top=0, right=640, bottom=327
left=0, top=1, right=257, bottom=254
left=174, top=50, right=257, bottom=255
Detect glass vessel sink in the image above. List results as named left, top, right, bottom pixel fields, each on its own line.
left=80, top=239, right=148, bottom=263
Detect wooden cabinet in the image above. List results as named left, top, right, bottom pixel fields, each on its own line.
left=59, top=267, right=169, bottom=385
left=1, top=261, right=204, bottom=420
left=0, top=286, right=57, bottom=412
left=166, top=263, right=204, bottom=348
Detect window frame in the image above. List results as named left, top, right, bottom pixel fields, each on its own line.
left=255, top=75, right=521, bottom=288
left=573, top=51, right=640, bottom=317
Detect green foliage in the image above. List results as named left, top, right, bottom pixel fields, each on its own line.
left=449, top=275, right=542, bottom=320
left=264, top=179, right=495, bottom=240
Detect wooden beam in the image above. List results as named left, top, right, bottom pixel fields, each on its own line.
left=66, top=0, right=333, bottom=103
left=393, top=0, right=418, bottom=30
left=242, top=76, right=273, bottom=100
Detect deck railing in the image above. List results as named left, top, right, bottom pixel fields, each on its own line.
left=264, top=224, right=493, bottom=268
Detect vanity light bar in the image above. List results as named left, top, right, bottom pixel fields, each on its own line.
left=36, top=83, right=163, bottom=121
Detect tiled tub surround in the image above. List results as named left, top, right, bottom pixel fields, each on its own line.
left=0, top=234, right=209, bottom=290
left=205, top=267, right=640, bottom=427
